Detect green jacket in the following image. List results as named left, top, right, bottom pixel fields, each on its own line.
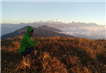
left=19, top=26, right=38, bottom=53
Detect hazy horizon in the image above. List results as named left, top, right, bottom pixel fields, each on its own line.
left=2, top=19, right=105, bottom=25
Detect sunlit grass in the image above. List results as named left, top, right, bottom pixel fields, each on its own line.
left=1, top=36, right=106, bottom=73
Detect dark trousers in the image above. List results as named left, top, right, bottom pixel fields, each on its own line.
left=21, top=47, right=35, bottom=57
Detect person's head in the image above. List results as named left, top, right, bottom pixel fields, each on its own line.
left=27, top=26, right=34, bottom=36
left=30, top=29, right=34, bottom=36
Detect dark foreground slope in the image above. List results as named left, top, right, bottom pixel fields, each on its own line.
left=1, top=36, right=106, bottom=73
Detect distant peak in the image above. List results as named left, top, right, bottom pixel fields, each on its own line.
left=46, top=19, right=66, bottom=23
left=40, top=20, right=45, bottom=22
left=50, top=19, right=62, bottom=22
left=53, top=19, right=61, bottom=21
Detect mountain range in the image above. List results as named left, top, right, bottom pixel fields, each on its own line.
left=1, top=25, right=74, bottom=40
left=2, top=19, right=105, bottom=40
left=2, top=19, right=99, bottom=29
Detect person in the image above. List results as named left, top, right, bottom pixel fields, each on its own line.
left=19, top=26, right=38, bottom=57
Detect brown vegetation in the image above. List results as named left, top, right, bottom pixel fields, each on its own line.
left=1, top=36, right=106, bottom=73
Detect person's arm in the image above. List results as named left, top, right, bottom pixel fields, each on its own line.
left=25, top=33, right=39, bottom=47
left=33, top=33, right=38, bottom=45
left=25, top=38, right=34, bottom=47
left=33, top=38, right=38, bottom=45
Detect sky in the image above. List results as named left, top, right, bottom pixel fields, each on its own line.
left=1, top=1, right=106, bottom=25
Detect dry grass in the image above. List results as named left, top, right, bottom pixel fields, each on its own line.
left=1, top=36, right=106, bottom=73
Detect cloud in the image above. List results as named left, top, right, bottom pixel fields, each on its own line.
left=61, top=25, right=106, bottom=39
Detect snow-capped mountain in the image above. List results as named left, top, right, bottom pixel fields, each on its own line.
left=39, top=19, right=66, bottom=23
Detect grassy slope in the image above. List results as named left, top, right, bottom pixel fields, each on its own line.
left=1, top=36, right=106, bottom=73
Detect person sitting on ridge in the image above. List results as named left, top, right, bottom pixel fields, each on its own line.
left=19, top=26, right=38, bottom=57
